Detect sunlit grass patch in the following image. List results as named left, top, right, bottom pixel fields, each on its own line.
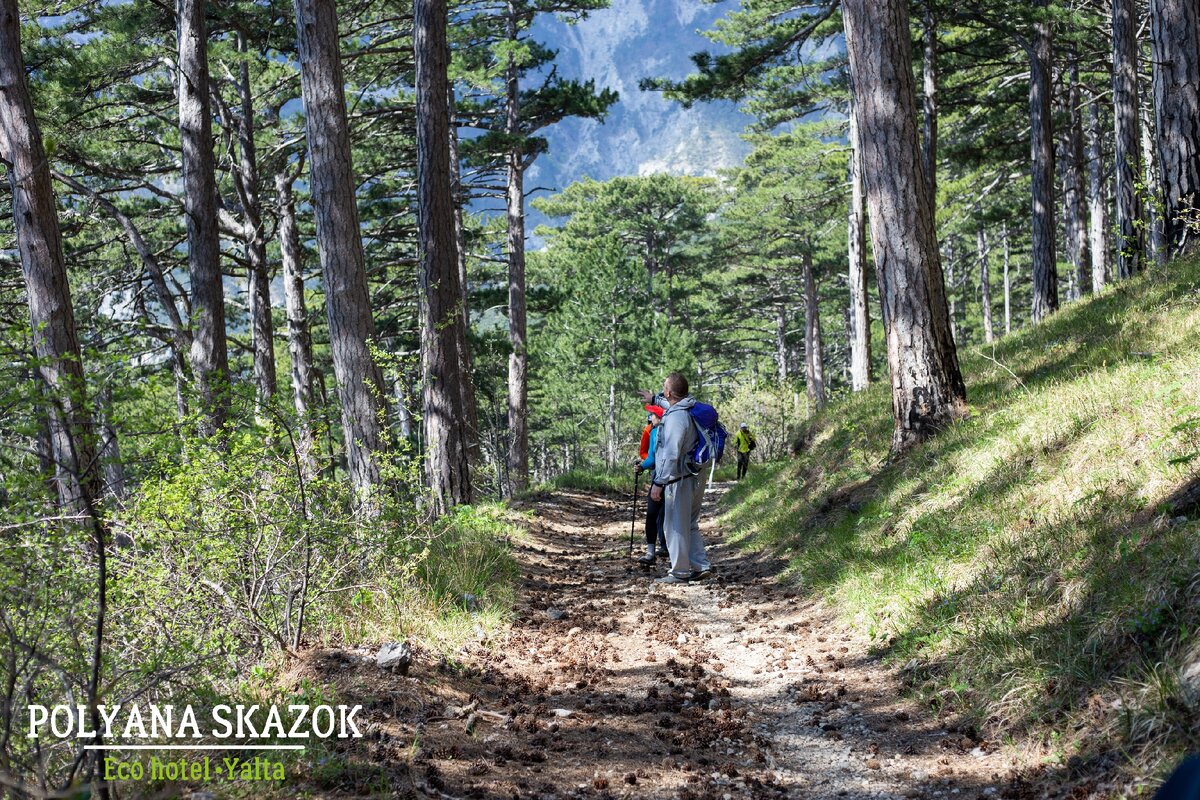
left=720, top=256, right=1200, bottom=777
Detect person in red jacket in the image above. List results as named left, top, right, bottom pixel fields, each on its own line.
left=634, top=405, right=668, bottom=564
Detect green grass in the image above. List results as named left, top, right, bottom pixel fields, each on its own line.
left=539, top=465, right=637, bottom=494
left=722, top=255, right=1200, bottom=782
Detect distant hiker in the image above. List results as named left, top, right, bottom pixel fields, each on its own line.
left=634, top=405, right=668, bottom=565
left=649, top=373, right=713, bottom=585
left=732, top=422, right=757, bottom=481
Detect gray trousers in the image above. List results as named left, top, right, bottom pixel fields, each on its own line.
left=664, top=475, right=710, bottom=578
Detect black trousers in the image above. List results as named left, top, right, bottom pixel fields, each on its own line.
left=645, top=487, right=666, bottom=548
left=736, top=451, right=750, bottom=480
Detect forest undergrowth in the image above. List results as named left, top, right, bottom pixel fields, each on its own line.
left=722, top=254, right=1200, bottom=785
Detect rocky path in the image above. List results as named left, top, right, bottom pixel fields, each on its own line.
left=301, top=486, right=1016, bottom=799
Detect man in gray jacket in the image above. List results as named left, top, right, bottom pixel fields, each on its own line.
left=649, top=372, right=712, bottom=584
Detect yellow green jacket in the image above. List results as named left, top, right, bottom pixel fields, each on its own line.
left=733, top=429, right=756, bottom=454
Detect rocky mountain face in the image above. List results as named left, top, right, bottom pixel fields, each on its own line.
left=519, top=0, right=752, bottom=227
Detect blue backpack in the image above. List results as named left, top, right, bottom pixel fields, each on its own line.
left=687, top=403, right=727, bottom=485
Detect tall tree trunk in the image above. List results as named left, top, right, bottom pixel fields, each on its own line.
left=1141, top=99, right=1167, bottom=265
left=414, top=0, right=473, bottom=512
left=1112, top=0, right=1144, bottom=279
left=1, top=9, right=109, bottom=796
left=447, top=84, right=480, bottom=467
left=276, top=167, right=319, bottom=475
left=945, top=239, right=957, bottom=343
left=1086, top=90, right=1112, bottom=290
left=504, top=4, right=529, bottom=494
left=921, top=3, right=938, bottom=205
left=1, top=4, right=100, bottom=512
left=294, top=0, right=390, bottom=497
left=1062, top=57, right=1092, bottom=300
left=775, top=303, right=789, bottom=383
left=843, top=0, right=965, bottom=452
left=1029, top=0, right=1058, bottom=322
left=977, top=219, right=993, bottom=343
left=1002, top=222, right=1013, bottom=335
left=802, top=251, right=826, bottom=411
left=236, top=35, right=276, bottom=407
left=177, top=0, right=229, bottom=434
left=1150, top=0, right=1200, bottom=256
left=848, top=92, right=871, bottom=391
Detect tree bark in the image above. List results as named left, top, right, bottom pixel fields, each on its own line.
left=1002, top=222, right=1012, bottom=335
left=177, top=0, right=230, bottom=434
left=447, top=84, right=480, bottom=468
left=1029, top=0, right=1058, bottom=322
left=1150, top=0, right=1200, bottom=256
left=945, top=238, right=957, bottom=343
left=415, top=0, right=473, bottom=512
left=775, top=303, right=789, bottom=383
left=1141, top=99, right=1166, bottom=265
left=977, top=219, right=993, bottom=343
left=1062, top=57, right=1092, bottom=300
left=1086, top=90, right=1112, bottom=290
left=1112, top=0, right=1144, bottom=279
left=504, top=2, right=529, bottom=494
left=843, top=0, right=965, bottom=452
left=848, top=92, right=871, bottom=391
left=1, top=11, right=109, bottom=796
left=921, top=3, right=938, bottom=206
left=235, top=36, right=276, bottom=407
left=802, top=250, right=826, bottom=411
left=0, top=0, right=101, bottom=512
left=294, top=0, right=391, bottom=498
left=276, top=167, right=319, bottom=475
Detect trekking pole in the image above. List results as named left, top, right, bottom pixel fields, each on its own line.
left=629, top=469, right=640, bottom=558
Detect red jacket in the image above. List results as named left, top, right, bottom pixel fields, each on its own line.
left=639, top=424, right=652, bottom=461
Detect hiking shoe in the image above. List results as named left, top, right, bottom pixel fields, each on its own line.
left=636, top=553, right=656, bottom=567
left=687, top=569, right=713, bottom=582
left=655, top=545, right=670, bottom=559
left=655, top=573, right=691, bottom=585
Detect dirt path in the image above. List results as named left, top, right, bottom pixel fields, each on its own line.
left=300, top=486, right=1017, bottom=799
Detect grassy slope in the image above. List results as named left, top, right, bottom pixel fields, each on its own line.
left=722, top=256, right=1200, bottom=784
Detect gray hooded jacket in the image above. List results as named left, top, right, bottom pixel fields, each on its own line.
left=653, top=396, right=698, bottom=486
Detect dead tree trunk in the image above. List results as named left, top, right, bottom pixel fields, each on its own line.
left=1150, top=0, right=1200, bottom=256
left=294, top=0, right=391, bottom=498
left=275, top=166, right=319, bottom=475
left=843, top=0, right=966, bottom=452
left=802, top=250, right=826, bottom=411
left=1086, top=90, right=1112, bottom=290
left=178, top=0, right=230, bottom=434
left=1062, top=57, right=1092, bottom=299
left=977, top=219, right=993, bottom=343
left=1002, top=222, right=1013, bottom=335
left=1141, top=99, right=1167, bottom=265
left=414, top=0, right=473, bottom=512
left=848, top=92, right=871, bottom=391
left=1112, top=0, right=1145, bottom=279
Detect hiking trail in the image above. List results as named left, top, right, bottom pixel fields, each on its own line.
left=298, top=486, right=1022, bottom=799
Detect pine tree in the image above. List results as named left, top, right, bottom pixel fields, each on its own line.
left=843, top=0, right=966, bottom=451
left=293, top=0, right=391, bottom=498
